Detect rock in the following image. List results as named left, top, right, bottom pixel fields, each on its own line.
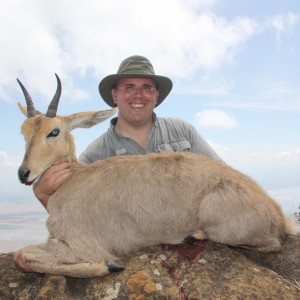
left=1, top=237, right=299, bottom=299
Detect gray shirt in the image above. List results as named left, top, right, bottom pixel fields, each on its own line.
left=80, top=114, right=221, bottom=163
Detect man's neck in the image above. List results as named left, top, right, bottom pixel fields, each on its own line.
left=114, top=117, right=153, bottom=150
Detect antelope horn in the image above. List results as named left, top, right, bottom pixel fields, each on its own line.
left=16, top=78, right=36, bottom=118
left=46, top=73, right=62, bottom=118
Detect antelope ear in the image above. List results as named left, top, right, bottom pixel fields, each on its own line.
left=18, top=102, right=42, bottom=117
left=64, top=107, right=118, bottom=131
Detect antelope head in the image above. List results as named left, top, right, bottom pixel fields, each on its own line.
left=17, top=74, right=117, bottom=186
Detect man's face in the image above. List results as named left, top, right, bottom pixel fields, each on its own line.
left=111, top=77, right=159, bottom=126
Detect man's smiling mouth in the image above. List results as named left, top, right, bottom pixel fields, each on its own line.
left=130, top=103, right=145, bottom=108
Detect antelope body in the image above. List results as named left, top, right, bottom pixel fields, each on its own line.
left=15, top=75, right=297, bottom=278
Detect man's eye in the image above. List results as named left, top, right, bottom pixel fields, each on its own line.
left=125, top=85, right=134, bottom=90
left=47, top=128, right=60, bottom=138
left=144, top=85, right=154, bottom=91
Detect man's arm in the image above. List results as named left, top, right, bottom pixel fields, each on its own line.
left=189, top=127, right=222, bottom=161
left=33, top=158, right=71, bottom=209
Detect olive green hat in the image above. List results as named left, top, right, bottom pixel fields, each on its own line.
left=98, top=55, right=173, bottom=107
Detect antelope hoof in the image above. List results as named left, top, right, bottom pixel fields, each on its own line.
left=183, top=235, right=198, bottom=244
left=106, top=260, right=125, bottom=273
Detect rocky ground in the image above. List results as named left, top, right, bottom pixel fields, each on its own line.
left=0, top=236, right=299, bottom=299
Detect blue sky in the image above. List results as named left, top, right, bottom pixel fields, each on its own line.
left=0, top=0, right=300, bottom=217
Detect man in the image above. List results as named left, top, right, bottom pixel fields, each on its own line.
left=34, top=55, right=221, bottom=207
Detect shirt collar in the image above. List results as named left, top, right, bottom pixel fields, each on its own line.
left=109, top=113, right=158, bottom=129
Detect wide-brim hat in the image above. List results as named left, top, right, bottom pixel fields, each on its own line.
left=99, top=55, right=173, bottom=107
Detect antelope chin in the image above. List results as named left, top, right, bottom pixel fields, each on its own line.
left=24, top=175, right=41, bottom=186
left=24, top=180, right=35, bottom=186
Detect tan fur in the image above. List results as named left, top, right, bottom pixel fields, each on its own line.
left=15, top=103, right=297, bottom=278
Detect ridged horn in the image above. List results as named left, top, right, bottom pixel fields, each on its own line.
left=46, top=73, right=62, bottom=118
left=16, top=78, right=36, bottom=118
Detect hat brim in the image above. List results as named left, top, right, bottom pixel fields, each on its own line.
left=99, top=74, right=173, bottom=108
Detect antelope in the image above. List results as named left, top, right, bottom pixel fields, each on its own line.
left=15, top=74, right=298, bottom=278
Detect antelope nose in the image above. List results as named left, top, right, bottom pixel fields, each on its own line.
left=18, top=167, right=30, bottom=183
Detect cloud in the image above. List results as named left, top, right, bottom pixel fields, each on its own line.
left=243, top=148, right=300, bottom=166
left=242, top=148, right=300, bottom=167
left=0, top=151, right=22, bottom=167
left=178, top=0, right=216, bottom=10
left=275, top=147, right=300, bottom=160
left=0, top=0, right=258, bottom=102
left=196, top=109, right=237, bottom=129
left=259, top=82, right=300, bottom=110
left=221, top=147, right=300, bottom=172
left=267, top=12, right=299, bottom=43
left=1, top=1, right=298, bottom=111
left=206, top=140, right=232, bottom=158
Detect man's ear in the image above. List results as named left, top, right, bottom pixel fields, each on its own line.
left=112, top=89, right=117, bottom=104
left=155, top=90, right=159, bottom=105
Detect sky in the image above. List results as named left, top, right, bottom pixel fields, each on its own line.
left=0, top=0, right=300, bottom=221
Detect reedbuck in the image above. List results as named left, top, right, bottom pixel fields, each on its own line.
left=15, top=74, right=298, bottom=278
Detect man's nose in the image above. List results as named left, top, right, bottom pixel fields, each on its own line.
left=133, top=86, right=144, bottom=95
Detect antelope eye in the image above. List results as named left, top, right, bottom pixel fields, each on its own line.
left=47, top=128, right=60, bottom=138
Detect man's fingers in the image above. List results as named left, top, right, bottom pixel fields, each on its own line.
left=53, top=169, right=71, bottom=188
left=53, top=157, right=67, bottom=165
left=42, top=162, right=70, bottom=180
left=33, top=158, right=71, bottom=208
left=52, top=162, right=71, bottom=173
left=55, top=174, right=70, bottom=189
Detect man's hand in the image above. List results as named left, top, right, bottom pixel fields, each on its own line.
left=33, top=157, right=71, bottom=209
